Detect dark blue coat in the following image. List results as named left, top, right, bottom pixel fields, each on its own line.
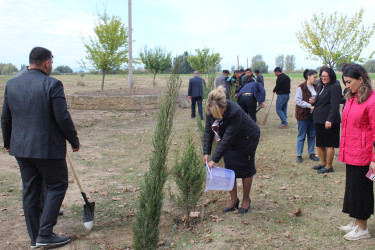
left=203, top=100, right=260, bottom=163
left=188, top=76, right=205, bottom=97
left=1, top=69, right=79, bottom=159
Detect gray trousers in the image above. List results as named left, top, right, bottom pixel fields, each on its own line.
left=16, top=157, right=68, bottom=246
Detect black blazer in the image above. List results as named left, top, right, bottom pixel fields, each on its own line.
left=1, top=69, right=79, bottom=159
left=203, top=100, right=260, bottom=163
left=312, top=81, right=342, bottom=124
left=188, top=76, right=205, bottom=97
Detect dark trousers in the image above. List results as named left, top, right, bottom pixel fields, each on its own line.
left=16, top=157, right=68, bottom=245
left=191, top=96, right=203, bottom=119
left=238, top=95, right=257, bottom=122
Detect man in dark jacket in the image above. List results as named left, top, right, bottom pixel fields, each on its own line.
left=1, top=47, right=80, bottom=248
left=255, top=70, right=264, bottom=87
left=188, top=70, right=205, bottom=119
left=273, top=67, right=291, bottom=128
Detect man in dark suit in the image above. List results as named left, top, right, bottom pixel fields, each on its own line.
left=188, top=70, right=205, bottom=119
left=1, top=47, right=80, bottom=248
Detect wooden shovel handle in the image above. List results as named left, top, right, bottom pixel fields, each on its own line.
left=66, top=151, right=84, bottom=193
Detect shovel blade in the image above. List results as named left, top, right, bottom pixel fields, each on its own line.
left=83, top=202, right=95, bottom=230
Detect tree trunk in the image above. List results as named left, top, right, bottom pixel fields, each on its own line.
left=153, top=74, right=156, bottom=87
left=101, top=69, right=106, bottom=90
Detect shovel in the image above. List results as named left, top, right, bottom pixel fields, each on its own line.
left=66, top=151, right=95, bottom=230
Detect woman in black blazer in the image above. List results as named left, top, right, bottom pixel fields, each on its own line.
left=311, top=67, right=342, bottom=173
left=203, top=86, right=260, bottom=214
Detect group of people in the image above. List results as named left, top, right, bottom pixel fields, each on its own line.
left=200, top=64, right=375, bottom=241
left=2, top=47, right=375, bottom=247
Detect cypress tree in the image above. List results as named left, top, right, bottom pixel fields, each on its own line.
left=133, top=63, right=181, bottom=250
left=172, top=131, right=205, bottom=227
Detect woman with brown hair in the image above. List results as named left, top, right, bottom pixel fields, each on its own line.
left=203, top=86, right=260, bottom=214
left=338, top=64, right=375, bottom=240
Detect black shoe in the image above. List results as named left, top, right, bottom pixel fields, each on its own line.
left=223, top=198, right=239, bottom=212
left=36, top=233, right=70, bottom=248
left=58, top=210, right=63, bottom=216
left=239, top=199, right=251, bottom=214
left=296, top=156, right=303, bottom=163
left=312, top=164, right=325, bottom=170
left=317, top=166, right=334, bottom=174
left=309, top=154, right=320, bottom=161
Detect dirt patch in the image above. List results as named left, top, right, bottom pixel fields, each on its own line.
left=72, top=87, right=165, bottom=96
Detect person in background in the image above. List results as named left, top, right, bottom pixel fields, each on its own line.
left=254, top=70, right=264, bottom=87
left=1, top=47, right=80, bottom=248
left=312, top=67, right=341, bottom=174
left=243, top=68, right=256, bottom=84
left=294, top=69, right=319, bottom=163
left=237, top=81, right=265, bottom=122
left=273, top=67, right=291, bottom=128
left=188, top=70, right=205, bottom=119
left=338, top=64, right=375, bottom=241
left=216, top=69, right=231, bottom=99
left=203, top=86, right=260, bottom=214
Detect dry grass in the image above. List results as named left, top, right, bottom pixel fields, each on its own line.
left=0, top=73, right=374, bottom=249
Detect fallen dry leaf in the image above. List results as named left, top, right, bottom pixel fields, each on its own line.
left=7, top=188, right=14, bottom=192
left=190, top=211, right=199, bottom=218
left=279, top=186, right=287, bottom=190
left=112, top=197, right=121, bottom=201
left=294, top=208, right=302, bottom=216
left=284, top=231, right=290, bottom=238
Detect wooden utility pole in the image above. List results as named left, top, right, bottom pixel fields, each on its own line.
left=247, top=58, right=248, bottom=68
left=237, top=55, right=239, bottom=70
left=128, top=0, right=133, bottom=88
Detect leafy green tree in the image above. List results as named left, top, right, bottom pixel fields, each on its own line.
left=296, top=8, right=375, bottom=69
left=82, top=11, right=129, bottom=90
left=171, top=131, right=205, bottom=227
left=275, top=55, right=284, bottom=70
left=363, top=59, right=375, bottom=73
left=54, top=65, right=73, bottom=74
left=285, top=55, right=296, bottom=72
left=176, top=51, right=194, bottom=74
left=139, top=46, right=172, bottom=87
left=133, top=62, right=181, bottom=250
left=187, top=48, right=222, bottom=74
left=0, top=63, right=18, bottom=75
left=251, top=54, right=268, bottom=73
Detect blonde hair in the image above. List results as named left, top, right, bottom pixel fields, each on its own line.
left=206, top=86, right=227, bottom=119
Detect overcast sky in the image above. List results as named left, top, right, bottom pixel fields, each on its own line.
left=1, top=0, right=374, bottom=72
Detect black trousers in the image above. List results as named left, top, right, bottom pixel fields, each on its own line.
left=191, top=96, right=203, bottom=119
left=238, top=95, right=257, bottom=122
left=16, top=157, right=68, bottom=245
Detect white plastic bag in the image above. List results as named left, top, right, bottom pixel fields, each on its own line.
left=205, top=163, right=235, bottom=191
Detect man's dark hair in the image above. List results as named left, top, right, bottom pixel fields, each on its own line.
left=234, top=70, right=240, bottom=74
left=254, top=70, right=260, bottom=74
left=29, top=47, right=53, bottom=66
left=239, top=69, right=245, bottom=73
left=245, top=68, right=252, bottom=72
left=274, top=67, right=282, bottom=72
left=222, top=69, right=229, bottom=74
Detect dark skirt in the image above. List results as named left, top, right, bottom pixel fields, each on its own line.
left=342, top=164, right=374, bottom=220
left=315, top=123, right=340, bottom=148
left=223, top=145, right=256, bottom=178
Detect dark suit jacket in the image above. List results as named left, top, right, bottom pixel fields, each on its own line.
left=203, top=100, right=260, bottom=163
left=1, top=69, right=79, bottom=159
left=188, top=76, right=205, bottom=97
left=312, top=81, right=342, bottom=124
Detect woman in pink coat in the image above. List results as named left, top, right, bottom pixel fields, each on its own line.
left=339, top=64, right=375, bottom=241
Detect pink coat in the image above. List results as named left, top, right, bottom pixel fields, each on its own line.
left=339, top=90, right=375, bottom=166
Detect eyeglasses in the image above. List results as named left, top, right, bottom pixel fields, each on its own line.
left=321, top=76, right=329, bottom=79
